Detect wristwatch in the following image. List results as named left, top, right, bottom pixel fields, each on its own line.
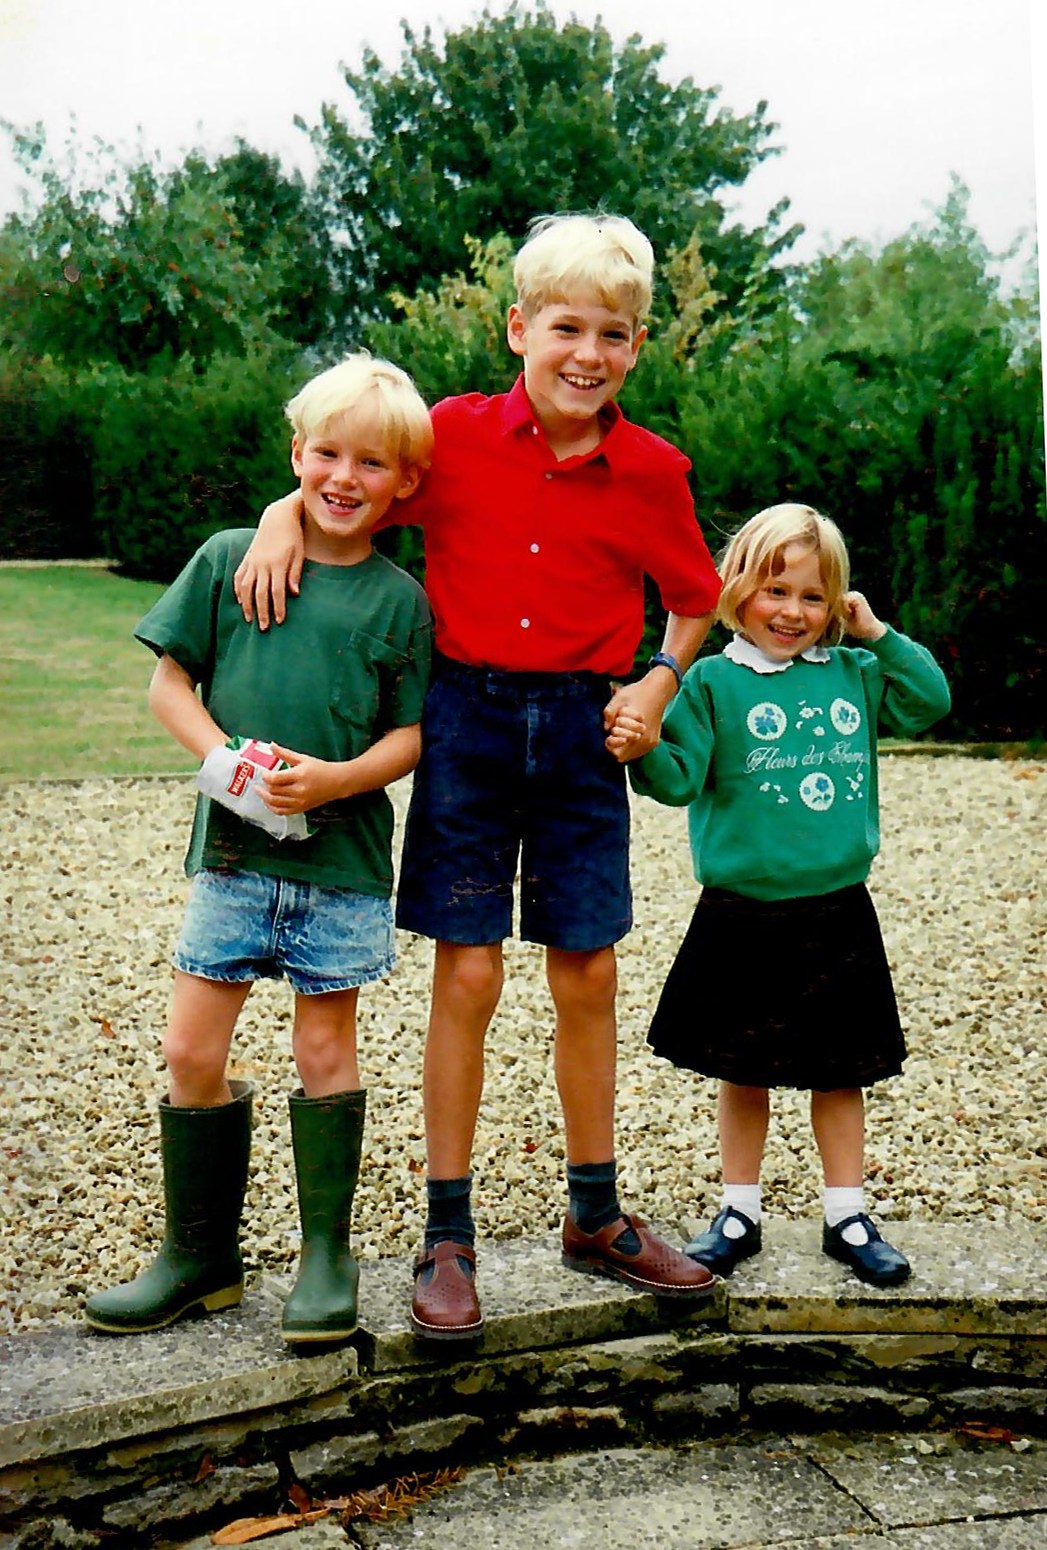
left=648, top=651, right=683, bottom=689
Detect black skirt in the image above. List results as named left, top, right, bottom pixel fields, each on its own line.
left=647, top=883, right=906, bottom=1090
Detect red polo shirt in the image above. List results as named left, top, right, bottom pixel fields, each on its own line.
left=384, top=376, right=721, bottom=676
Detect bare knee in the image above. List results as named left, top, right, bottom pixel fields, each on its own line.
left=435, top=942, right=504, bottom=1018
left=546, top=946, right=618, bottom=1016
left=294, top=1027, right=346, bottom=1091
left=722, top=1081, right=770, bottom=1108
left=292, top=992, right=359, bottom=1095
left=162, top=1028, right=227, bottom=1101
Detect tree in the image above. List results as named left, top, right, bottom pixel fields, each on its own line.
left=306, top=1, right=798, bottom=324
left=0, top=129, right=332, bottom=369
left=167, top=143, right=334, bottom=348
left=642, top=183, right=1045, bottom=737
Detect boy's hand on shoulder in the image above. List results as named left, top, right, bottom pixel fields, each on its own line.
left=261, top=744, right=347, bottom=813
left=233, top=493, right=306, bottom=630
left=842, top=591, right=887, bottom=642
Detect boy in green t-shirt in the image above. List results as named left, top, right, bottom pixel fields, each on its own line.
left=85, top=355, right=433, bottom=1344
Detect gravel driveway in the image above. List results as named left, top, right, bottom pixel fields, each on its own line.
left=3, top=756, right=1044, bottom=1331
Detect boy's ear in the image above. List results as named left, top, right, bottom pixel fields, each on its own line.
left=628, top=323, right=648, bottom=367
left=290, top=434, right=304, bottom=476
left=506, top=304, right=528, bottom=359
left=395, top=464, right=423, bottom=501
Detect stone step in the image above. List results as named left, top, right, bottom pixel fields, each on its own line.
left=1, top=1220, right=1044, bottom=1546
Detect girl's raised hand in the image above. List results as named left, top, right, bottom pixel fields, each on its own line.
left=842, top=591, right=887, bottom=642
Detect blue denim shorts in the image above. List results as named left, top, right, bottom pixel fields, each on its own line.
left=174, top=869, right=395, bottom=994
left=395, top=657, right=632, bottom=951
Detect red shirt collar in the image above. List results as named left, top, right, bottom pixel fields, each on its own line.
left=500, top=374, right=626, bottom=467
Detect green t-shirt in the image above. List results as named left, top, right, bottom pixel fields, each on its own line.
left=135, top=529, right=432, bottom=894
left=629, top=629, right=950, bottom=901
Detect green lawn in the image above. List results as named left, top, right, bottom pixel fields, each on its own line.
left=0, top=565, right=197, bottom=779
left=2, top=565, right=1039, bottom=782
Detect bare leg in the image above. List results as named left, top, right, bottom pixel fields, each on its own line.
left=810, top=1088, right=865, bottom=1187
left=718, top=1081, right=771, bottom=1183
left=423, top=940, right=504, bottom=1178
left=550, top=944, right=716, bottom=1295
left=546, top=945, right=618, bottom=1165
left=163, top=972, right=252, bottom=1107
left=292, top=988, right=361, bottom=1096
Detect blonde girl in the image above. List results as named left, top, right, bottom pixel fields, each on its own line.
left=627, top=503, right=950, bottom=1286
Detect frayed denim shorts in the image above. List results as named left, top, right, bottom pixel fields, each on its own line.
left=396, top=656, right=632, bottom=951
left=174, top=869, right=395, bottom=994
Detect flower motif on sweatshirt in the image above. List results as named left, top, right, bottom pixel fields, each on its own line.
left=799, top=772, right=835, bottom=811
left=746, top=701, right=787, bottom=741
left=830, top=698, right=861, bottom=735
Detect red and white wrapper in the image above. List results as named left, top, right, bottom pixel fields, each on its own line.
left=196, top=739, right=311, bottom=842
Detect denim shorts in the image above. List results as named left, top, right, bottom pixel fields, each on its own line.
left=174, top=869, right=395, bottom=994
left=396, top=657, right=631, bottom=951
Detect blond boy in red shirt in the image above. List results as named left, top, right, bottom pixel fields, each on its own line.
left=237, top=214, right=722, bottom=1339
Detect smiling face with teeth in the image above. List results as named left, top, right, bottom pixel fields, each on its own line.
left=506, top=293, right=646, bottom=457
left=738, top=544, right=832, bottom=662
left=291, top=409, right=421, bottom=566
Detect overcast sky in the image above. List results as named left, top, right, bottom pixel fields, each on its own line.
left=0, top=0, right=1040, bottom=283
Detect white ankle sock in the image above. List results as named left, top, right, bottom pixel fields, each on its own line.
left=824, top=1186, right=867, bottom=1243
left=721, top=1183, right=761, bottom=1235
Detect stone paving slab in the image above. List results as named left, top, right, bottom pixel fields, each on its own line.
left=724, top=1217, right=1047, bottom=1335
left=0, top=1284, right=354, bottom=1469
left=342, top=1433, right=1047, bottom=1550
left=336, top=1226, right=727, bottom=1372
left=1, top=1220, right=1043, bottom=1478
left=804, top=1428, right=1047, bottom=1526
left=352, top=1441, right=870, bottom=1549
left=0, top=1233, right=724, bottom=1470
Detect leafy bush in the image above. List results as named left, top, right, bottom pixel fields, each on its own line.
left=81, top=346, right=304, bottom=581
left=0, top=351, right=96, bottom=559
left=619, top=191, right=1045, bottom=739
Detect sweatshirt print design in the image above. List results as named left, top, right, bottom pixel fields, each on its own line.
left=744, top=691, right=868, bottom=810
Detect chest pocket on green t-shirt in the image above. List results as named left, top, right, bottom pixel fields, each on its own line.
left=331, top=627, right=407, bottom=743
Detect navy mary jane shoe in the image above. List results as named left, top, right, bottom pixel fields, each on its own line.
left=684, top=1206, right=762, bottom=1276
left=822, top=1213, right=910, bottom=1288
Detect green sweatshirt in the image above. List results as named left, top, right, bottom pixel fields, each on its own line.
left=629, top=629, right=950, bottom=901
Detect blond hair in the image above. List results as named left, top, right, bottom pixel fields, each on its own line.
left=285, top=353, right=434, bottom=468
left=717, top=503, right=851, bottom=645
left=513, top=212, right=654, bottom=327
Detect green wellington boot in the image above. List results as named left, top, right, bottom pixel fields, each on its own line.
left=281, top=1087, right=366, bottom=1343
left=84, top=1081, right=253, bottom=1334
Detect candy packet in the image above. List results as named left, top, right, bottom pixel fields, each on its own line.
left=196, top=738, right=312, bottom=841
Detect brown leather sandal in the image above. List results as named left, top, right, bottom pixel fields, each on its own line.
left=562, top=1213, right=718, bottom=1298
left=410, top=1240, right=484, bottom=1341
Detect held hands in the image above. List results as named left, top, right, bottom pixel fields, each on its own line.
left=604, top=706, right=648, bottom=758
left=841, top=592, right=888, bottom=642
left=602, top=675, right=672, bottom=762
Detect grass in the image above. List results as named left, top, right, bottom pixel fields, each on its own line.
left=2, top=565, right=1043, bottom=782
left=0, top=565, right=197, bottom=780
